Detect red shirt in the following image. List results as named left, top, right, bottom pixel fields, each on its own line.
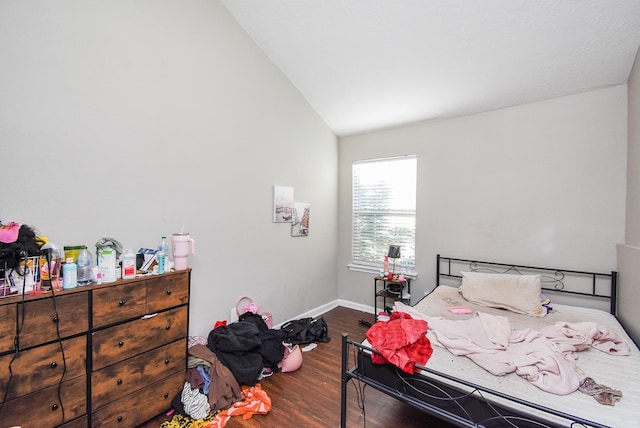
left=366, top=312, right=433, bottom=374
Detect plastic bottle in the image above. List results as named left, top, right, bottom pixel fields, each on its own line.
left=157, top=236, right=168, bottom=274
left=62, top=258, right=78, bottom=289
left=122, top=249, right=136, bottom=279
left=76, top=246, right=93, bottom=286
left=97, top=246, right=116, bottom=283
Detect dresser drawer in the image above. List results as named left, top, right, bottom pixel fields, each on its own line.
left=91, top=371, right=183, bottom=428
left=0, top=335, right=86, bottom=399
left=17, top=293, right=89, bottom=348
left=92, top=306, right=188, bottom=370
left=146, top=272, right=189, bottom=313
left=92, top=282, right=146, bottom=328
left=91, top=338, right=186, bottom=408
left=0, top=374, right=86, bottom=427
left=0, top=302, right=16, bottom=352
left=61, top=415, right=89, bottom=428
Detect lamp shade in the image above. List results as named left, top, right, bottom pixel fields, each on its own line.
left=388, top=245, right=401, bottom=259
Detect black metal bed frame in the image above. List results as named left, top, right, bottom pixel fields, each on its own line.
left=436, top=255, right=617, bottom=315
left=340, top=254, right=619, bottom=428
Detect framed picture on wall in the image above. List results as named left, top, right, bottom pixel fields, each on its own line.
left=291, top=202, right=310, bottom=237
left=273, top=185, right=294, bottom=222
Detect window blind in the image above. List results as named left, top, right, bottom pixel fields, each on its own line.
left=352, top=156, right=416, bottom=272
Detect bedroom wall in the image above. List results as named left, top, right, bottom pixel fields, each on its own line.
left=0, top=0, right=338, bottom=338
left=338, top=86, right=627, bottom=309
left=617, top=46, right=640, bottom=344
left=626, top=49, right=640, bottom=247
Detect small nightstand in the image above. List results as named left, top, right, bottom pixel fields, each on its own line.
left=373, top=275, right=411, bottom=323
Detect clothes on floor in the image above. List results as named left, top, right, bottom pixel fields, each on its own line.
left=188, top=344, right=242, bottom=411
left=207, top=322, right=264, bottom=386
left=181, top=381, right=210, bottom=420
left=205, top=384, right=272, bottom=428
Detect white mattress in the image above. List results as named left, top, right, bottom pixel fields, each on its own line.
left=366, top=285, right=640, bottom=428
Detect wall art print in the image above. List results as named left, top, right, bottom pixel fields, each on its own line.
left=291, top=202, right=310, bottom=237
left=273, top=185, right=294, bottom=222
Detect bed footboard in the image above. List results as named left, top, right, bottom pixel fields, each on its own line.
left=340, top=334, right=610, bottom=428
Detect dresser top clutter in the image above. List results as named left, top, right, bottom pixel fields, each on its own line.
left=0, top=221, right=193, bottom=427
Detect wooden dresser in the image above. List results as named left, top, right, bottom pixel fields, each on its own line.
left=0, top=269, right=190, bottom=427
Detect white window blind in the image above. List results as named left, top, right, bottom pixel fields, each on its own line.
left=352, top=156, right=416, bottom=273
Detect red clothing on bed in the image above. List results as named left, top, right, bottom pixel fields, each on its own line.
left=366, top=312, right=433, bottom=374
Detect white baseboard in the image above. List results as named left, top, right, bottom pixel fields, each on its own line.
left=335, top=299, right=374, bottom=314
left=272, top=299, right=374, bottom=329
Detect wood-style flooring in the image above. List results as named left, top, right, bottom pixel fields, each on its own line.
left=139, top=306, right=450, bottom=427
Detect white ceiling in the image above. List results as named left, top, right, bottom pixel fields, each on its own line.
left=220, top=0, right=640, bottom=137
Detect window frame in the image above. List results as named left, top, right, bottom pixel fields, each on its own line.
left=350, top=155, right=417, bottom=277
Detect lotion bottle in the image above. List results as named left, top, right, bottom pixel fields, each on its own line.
left=62, top=258, right=78, bottom=289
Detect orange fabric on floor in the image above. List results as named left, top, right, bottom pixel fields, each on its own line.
left=205, top=384, right=271, bottom=428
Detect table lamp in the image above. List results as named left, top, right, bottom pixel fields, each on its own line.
left=388, top=245, right=401, bottom=273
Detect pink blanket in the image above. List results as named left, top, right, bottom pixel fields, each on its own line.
left=395, top=305, right=630, bottom=396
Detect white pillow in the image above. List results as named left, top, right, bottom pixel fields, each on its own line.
left=460, top=271, right=544, bottom=317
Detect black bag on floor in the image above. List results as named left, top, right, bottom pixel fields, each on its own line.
left=280, top=316, right=330, bottom=344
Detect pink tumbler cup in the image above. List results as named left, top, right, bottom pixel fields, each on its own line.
left=172, top=233, right=195, bottom=270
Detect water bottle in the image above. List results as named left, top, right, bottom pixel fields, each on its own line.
left=77, top=246, right=93, bottom=286
left=157, top=236, right=168, bottom=274
left=62, top=258, right=78, bottom=289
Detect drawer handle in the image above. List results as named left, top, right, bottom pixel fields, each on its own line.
left=51, top=403, right=59, bottom=411
left=118, top=300, right=125, bottom=306
left=53, top=316, right=59, bottom=323
left=164, top=358, right=170, bottom=364
left=50, top=362, right=57, bottom=369
left=164, top=392, right=169, bottom=399
left=118, top=341, right=124, bottom=347
left=165, top=324, right=171, bottom=330
left=117, top=415, right=123, bottom=422
left=117, top=378, right=123, bottom=385
left=166, top=289, right=172, bottom=295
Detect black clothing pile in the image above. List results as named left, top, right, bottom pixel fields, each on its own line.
left=207, top=312, right=285, bottom=386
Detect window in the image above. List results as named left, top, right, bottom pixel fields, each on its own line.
left=352, top=156, right=417, bottom=274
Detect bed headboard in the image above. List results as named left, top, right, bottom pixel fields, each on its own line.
left=436, top=254, right=618, bottom=315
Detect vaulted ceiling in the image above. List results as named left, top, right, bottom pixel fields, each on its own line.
left=221, top=0, right=640, bottom=137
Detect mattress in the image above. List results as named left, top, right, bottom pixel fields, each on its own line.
left=365, top=285, right=640, bottom=427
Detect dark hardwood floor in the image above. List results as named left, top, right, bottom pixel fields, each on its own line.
left=139, top=306, right=449, bottom=427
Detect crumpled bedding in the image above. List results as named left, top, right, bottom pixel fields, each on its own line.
left=395, top=302, right=630, bottom=395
